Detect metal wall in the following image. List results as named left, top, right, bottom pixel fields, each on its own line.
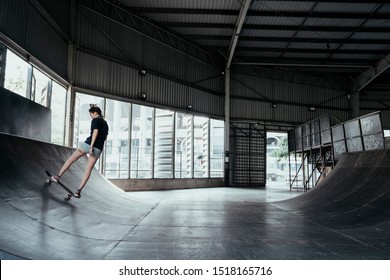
left=0, top=0, right=68, bottom=79
left=74, top=50, right=224, bottom=116
left=230, top=71, right=350, bottom=125
left=74, top=50, right=140, bottom=97
left=74, top=4, right=224, bottom=117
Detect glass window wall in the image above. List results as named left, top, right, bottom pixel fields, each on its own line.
left=72, top=93, right=224, bottom=180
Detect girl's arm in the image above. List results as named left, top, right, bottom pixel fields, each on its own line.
left=89, top=128, right=99, bottom=154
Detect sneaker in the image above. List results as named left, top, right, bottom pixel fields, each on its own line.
left=51, top=175, right=60, bottom=183
left=74, top=189, right=81, bottom=198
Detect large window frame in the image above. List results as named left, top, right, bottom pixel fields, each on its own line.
left=1, top=46, right=224, bottom=181
left=3, top=48, right=68, bottom=145
left=75, top=93, right=224, bottom=180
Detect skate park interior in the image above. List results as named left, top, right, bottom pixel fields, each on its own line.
left=1, top=0, right=390, bottom=260
left=1, top=89, right=390, bottom=260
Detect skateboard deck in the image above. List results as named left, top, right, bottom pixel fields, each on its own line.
left=45, top=170, right=75, bottom=200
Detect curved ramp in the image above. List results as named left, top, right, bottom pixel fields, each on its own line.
left=0, top=133, right=156, bottom=259
left=274, top=150, right=390, bottom=225
left=272, top=149, right=390, bottom=254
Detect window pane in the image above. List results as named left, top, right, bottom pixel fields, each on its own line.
left=32, top=68, right=50, bottom=106
left=4, top=50, right=30, bottom=98
left=105, top=99, right=130, bottom=179
left=154, top=109, right=174, bottom=178
left=74, top=93, right=105, bottom=148
left=210, top=119, right=224, bottom=177
left=175, top=113, right=192, bottom=178
left=194, top=116, right=209, bottom=178
left=51, top=81, right=67, bottom=145
left=131, top=104, right=153, bottom=178
left=74, top=93, right=105, bottom=171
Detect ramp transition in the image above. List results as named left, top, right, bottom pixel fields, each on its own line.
left=0, top=133, right=156, bottom=259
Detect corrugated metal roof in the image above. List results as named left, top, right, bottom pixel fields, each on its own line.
left=150, top=14, right=237, bottom=24
left=119, top=0, right=240, bottom=10
left=314, top=3, right=381, bottom=13
left=250, top=1, right=315, bottom=12
left=100, top=0, right=390, bottom=99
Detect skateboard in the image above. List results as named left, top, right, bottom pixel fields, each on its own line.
left=45, top=170, right=75, bottom=200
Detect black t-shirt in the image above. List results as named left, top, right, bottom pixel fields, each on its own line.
left=85, top=117, right=109, bottom=150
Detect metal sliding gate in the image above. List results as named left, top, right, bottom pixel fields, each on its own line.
left=229, top=123, right=266, bottom=187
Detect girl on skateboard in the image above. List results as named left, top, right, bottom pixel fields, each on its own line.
left=51, top=105, right=109, bottom=198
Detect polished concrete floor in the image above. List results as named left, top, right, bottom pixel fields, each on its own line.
left=106, top=183, right=312, bottom=259
left=101, top=183, right=390, bottom=260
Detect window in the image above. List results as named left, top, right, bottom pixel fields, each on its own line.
left=154, top=109, right=174, bottom=178
left=4, top=50, right=30, bottom=98
left=175, top=113, right=193, bottom=178
left=210, top=119, right=224, bottom=177
left=131, top=104, right=153, bottom=178
left=74, top=93, right=104, bottom=148
left=194, top=116, right=209, bottom=178
left=105, top=99, right=130, bottom=179
left=74, top=93, right=105, bottom=171
left=32, top=68, right=51, bottom=106
left=51, top=81, right=67, bottom=145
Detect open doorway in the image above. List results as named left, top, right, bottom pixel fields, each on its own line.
left=266, top=132, right=289, bottom=189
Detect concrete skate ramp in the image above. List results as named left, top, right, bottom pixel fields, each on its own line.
left=0, top=133, right=156, bottom=259
left=273, top=149, right=390, bottom=250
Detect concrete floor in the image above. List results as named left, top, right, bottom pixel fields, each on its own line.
left=104, top=184, right=311, bottom=260
left=100, top=183, right=388, bottom=260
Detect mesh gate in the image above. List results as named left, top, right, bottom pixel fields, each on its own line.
left=229, top=123, right=266, bottom=187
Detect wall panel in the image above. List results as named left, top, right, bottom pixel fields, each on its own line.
left=231, top=72, right=349, bottom=125
left=0, top=0, right=29, bottom=46
left=74, top=50, right=224, bottom=117
left=74, top=50, right=140, bottom=98
left=25, top=5, right=68, bottom=78
left=0, top=0, right=68, bottom=79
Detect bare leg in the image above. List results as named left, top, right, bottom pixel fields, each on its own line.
left=77, top=154, right=99, bottom=193
left=57, top=149, right=86, bottom=177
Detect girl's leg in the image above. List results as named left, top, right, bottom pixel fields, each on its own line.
left=75, top=154, right=99, bottom=197
left=52, top=149, right=86, bottom=181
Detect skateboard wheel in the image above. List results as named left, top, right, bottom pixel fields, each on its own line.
left=46, top=179, right=50, bottom=184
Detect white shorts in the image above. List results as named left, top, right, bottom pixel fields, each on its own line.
left=79, top=142, right=102, bottom=158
